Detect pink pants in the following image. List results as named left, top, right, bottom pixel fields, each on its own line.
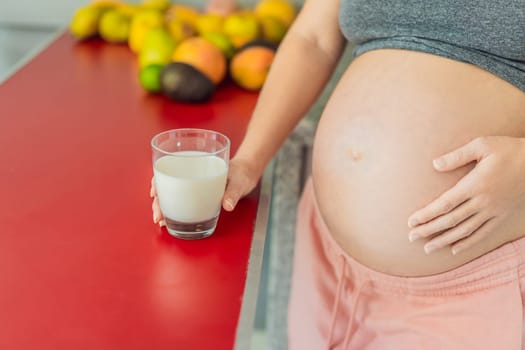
left=288, top=178, right=525, bottom=350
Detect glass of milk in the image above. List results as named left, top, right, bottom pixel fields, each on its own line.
left=151, top=129, right=230, bottom=239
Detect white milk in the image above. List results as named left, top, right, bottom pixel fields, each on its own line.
left=154, top=152, right=228, bottom=223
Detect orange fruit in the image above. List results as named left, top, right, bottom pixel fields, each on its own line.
left=172, top=37, right=227, bottom=85
left=230, top=46, right=275, bottom=90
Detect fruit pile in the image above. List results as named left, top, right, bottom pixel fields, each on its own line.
left=69, top=0, right=297, bottom=103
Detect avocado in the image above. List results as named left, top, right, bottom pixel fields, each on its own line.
left=237, top=39, right=277, bottom=53
left=160, top=62, right=215, bottom=103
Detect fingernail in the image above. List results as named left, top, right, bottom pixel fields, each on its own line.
left=433, top=158, right=446, bottom=170
left=408, top=218, right=418, bottom=228
left=159, top=220, right=166, bottom=227
left=452, top=246, right=462, bottom=255
left=153, top=213, right=158, bottom=223
left=225, top=198, right=235, bottom=210
left=424, top=243, right=437, bottom=254
left=408, top=234, right=419, bottom=242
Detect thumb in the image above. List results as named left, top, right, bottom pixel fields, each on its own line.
left=433, top=138, right=483, bottom=171
left=222, top=179, right=246, bottom=212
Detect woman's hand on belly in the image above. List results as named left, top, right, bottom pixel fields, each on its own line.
left=408, top=136, right=525, bottom=255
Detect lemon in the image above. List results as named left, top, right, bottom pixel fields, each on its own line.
left=99, top=9, right=131, bottom=43
left=142, top=27, right=175, bottom=52
left=70, top=6, right=104, bottom=40
left=139, top=48, right=172, bottom=68
left=116, top=3, right=142, bottom=17
left=139, top=64, right=164, bottom=92
left=139, top=28, right=175, bottom=67
left=254, top=0, right=296, bottom=28
left=89, top=0, right=121, bottom=11
left=195, top=14, right=224, bottom=35
left=222, top=13, right=260, bottom=48
left=259, top=16, right=287, bottom=44
left=141, top=0, right=171, bottom=12
left=166, top=4, right=200, bottom=26
left=128, top=10, right=165, bottom=53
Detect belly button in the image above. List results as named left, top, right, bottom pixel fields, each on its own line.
left=348, top=148, right=362, bottom=161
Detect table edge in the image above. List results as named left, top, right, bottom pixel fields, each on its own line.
left=234, top=160, right=274, bottom=350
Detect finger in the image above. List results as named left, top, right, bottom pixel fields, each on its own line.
left=433, top=137, right=486, bottom=171
left=409, top=199, right=478, bottom=241
left=223, top=184, right=244, bottom=211
left=408, top=183, right=471, bottom=227
left=152, top=197, right=163, bottom=223
left=150, top=177, right=157, bottom=198
left=423, top=213, right=489, bottom=254
left=451, top=217, right=497, bottom=255
left=222, top=175, right=252, bottom=212
left=159, top=219, right=166, bottom=227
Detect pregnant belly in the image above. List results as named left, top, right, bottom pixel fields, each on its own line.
left=312, top=49, right=525, bottom=277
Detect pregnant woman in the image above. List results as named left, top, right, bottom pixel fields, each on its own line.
left=152, top=0, right=525, bottom=348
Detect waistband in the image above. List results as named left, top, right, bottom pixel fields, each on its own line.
left=310, top=183, right=525, bottom=297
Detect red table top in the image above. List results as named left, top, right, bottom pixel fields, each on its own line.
left=0, top=33, right=261, bottom=350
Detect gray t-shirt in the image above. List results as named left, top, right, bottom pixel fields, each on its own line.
left=339, top=0, right=525, bottom=91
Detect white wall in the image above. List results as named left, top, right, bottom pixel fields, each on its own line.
left=0, top=0, right=88, bottom=27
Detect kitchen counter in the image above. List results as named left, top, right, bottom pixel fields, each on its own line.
left=0, top=32, right=270, bottom=350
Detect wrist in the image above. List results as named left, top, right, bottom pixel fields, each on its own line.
left=519, top=137, right=525, bottom=159
left=231, top=152, right=267, bottom=179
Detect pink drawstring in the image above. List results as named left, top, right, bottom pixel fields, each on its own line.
left=342, top=281, right=368, bottom=349
left=326, top=255, right=347, bottom=350
left=326, top=255, right=370, bottom=349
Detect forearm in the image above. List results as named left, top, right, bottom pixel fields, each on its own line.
left=234, top=30, right=344, bottom=175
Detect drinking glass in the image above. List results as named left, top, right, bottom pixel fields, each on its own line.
left=151, top=128, right=230, bottom=239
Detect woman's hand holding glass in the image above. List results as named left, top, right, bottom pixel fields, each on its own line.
left=152, top=156, right=261, bottom=227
